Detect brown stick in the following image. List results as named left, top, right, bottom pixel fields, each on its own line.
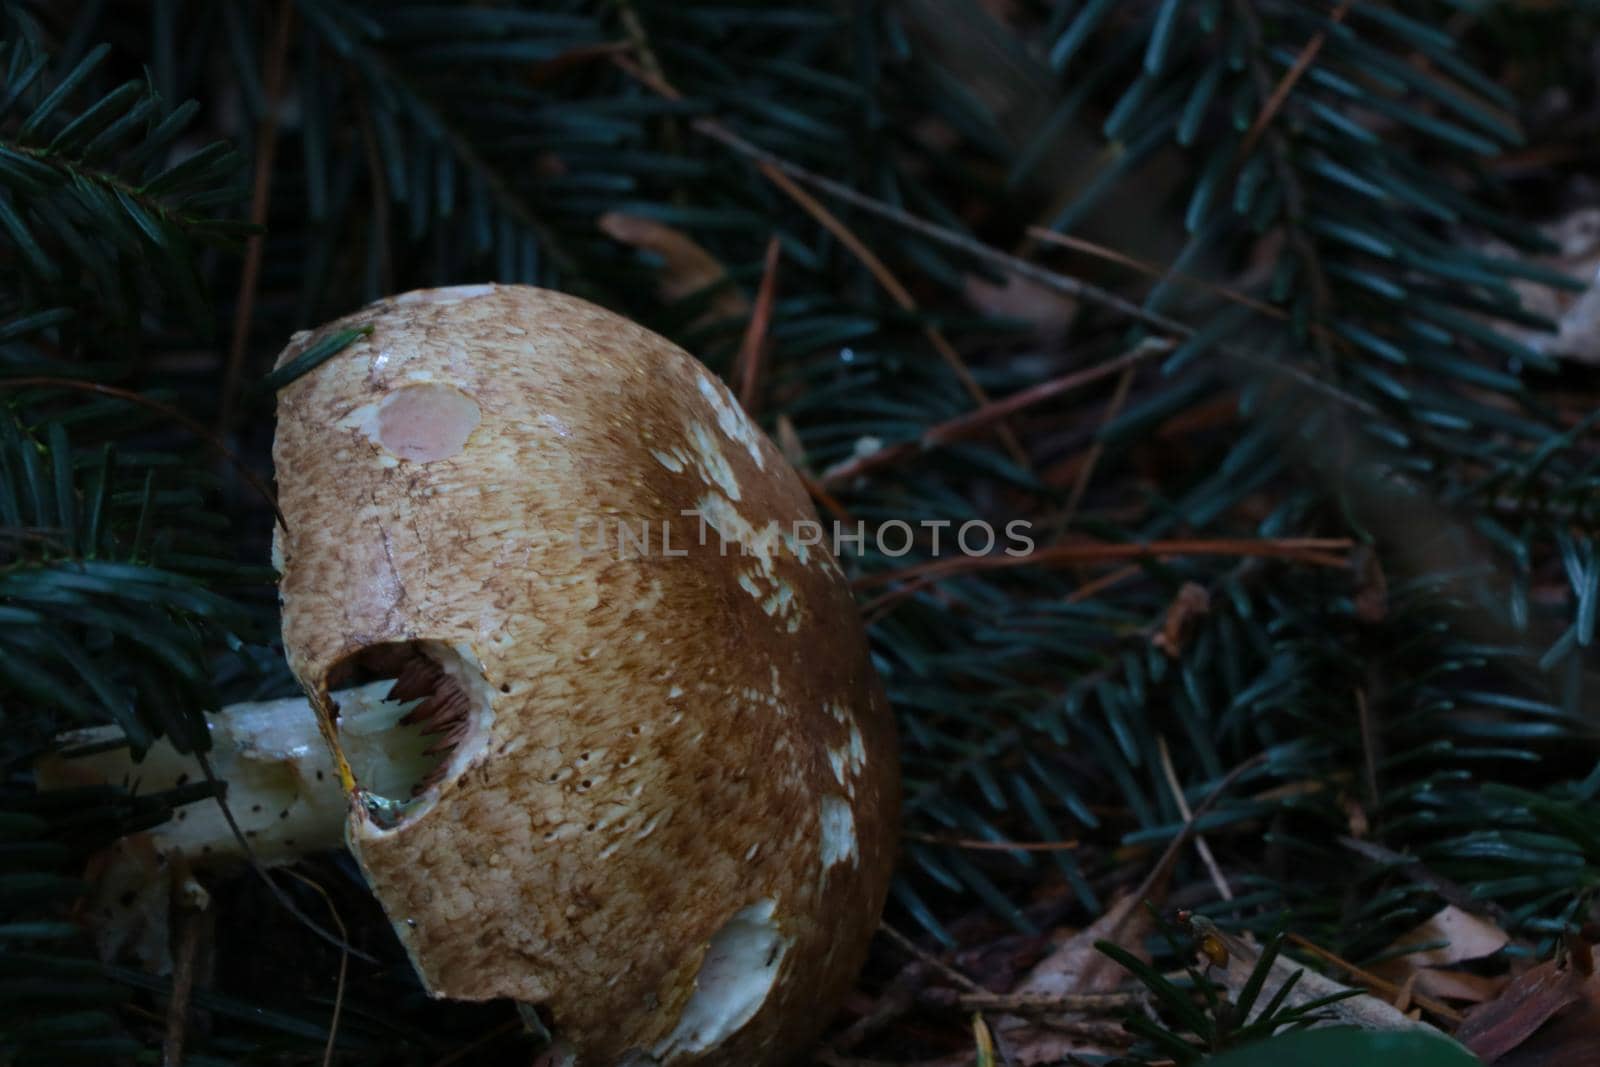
left=853, top=538, right=1354, bottom=590
left=757, top=160, right=1032, bottom=472
left=1240, top=1, right=1351, bottom=158
left=879, top=921, right=986, bottom=994
left=1, top=377, right=286, bottom=531
left=162, top=861, right=209, bottom=1067
left=939, top=989, right=1142, bottom=1014
left=735, top=235, right=781, bottom=414
left=823, top=341, right=1169, bottom=486
left=217, top=0, right=295, bottom=437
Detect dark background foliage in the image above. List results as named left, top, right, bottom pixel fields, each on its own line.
left=2, top=1, right=1598, bottom=1064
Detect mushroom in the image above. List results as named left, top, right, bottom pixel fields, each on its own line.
left=267, top=284, right=900, bottom=1064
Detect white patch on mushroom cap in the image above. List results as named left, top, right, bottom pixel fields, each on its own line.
left=818, top=795, right=857, bottom=871
left=694, top=493, right=804, bottom=625
left=697, top=374, right=765, bottom=469
left=824, top=704, right=869, bottom=796
left=654, top=900, right=790, bottom=1061
left=393, top=283, right=496, bottom=304
left=651, top=447, right=687, bottom=473
left=760, top=581, right=794, bottom=618
left=686, top=422, right=740, bottom=500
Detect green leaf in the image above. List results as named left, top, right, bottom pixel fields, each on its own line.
left=257, top=325, right=374, bottom=392
left=1207, top=1027, right=1478, bottom=1067
left=18, top=43, right=110, bottom=141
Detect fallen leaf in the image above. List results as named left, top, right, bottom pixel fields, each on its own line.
left=597, top=212, right=749, bottom=324
left=1351, top=544, right=1388, bottom=623
left=963, top=270, right=1077, bottom=341
left=1340, top=792, right=1370, bottom=839
left=774, top=414, right=808, bottom=472
left=1455, top=957, right=1587, bottom=1063
left=1495, top=976, right=1600, bottom=1067
left=1482, top=207, right=1600, bottom=365
left=904, top=1023, right=1127, bottom=1067
left=1201, top=923, right=1446, bottom=1036
left=1152, top=582, right=1210, bottom=659
left=1392, top=906, right=1512, bottom=970
left=1415, top=970, right=1510, bottom=1005
left=1373, top=905, right=1512, bottom=1006
left=1012, top=889, right=1152, bottom=997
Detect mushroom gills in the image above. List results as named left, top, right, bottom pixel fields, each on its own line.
left=329, top=641, right=489, bottom=824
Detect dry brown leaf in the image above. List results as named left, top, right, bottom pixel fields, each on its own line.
left=1391, top=906, right=1512, bottom=969
left=962, top=271, right=1077, bottom=341
left=774, top=414, right=809, bottom=472
left=1418, top=970, right=1511, bottom=1005
left=1455, top=957, right=1590, bottom=1063
left=1012, top=889, right=1152, bottom=997
left=1340, top=792, right=1371, bottom=839
left=1483, top=207, right=1600, bottom=365
left=902, top=1022, right=1126, bottom=1067
left=1495, top=974, right=1600, bottom=1067
left=1374, top=905, right=1512, bottom=1007
left=1352, top=543, right=1388, bottom=623
left=597, top=212, right=749, bottom=323
left=1202, top=925, right=1446, bottom=1037
left=1152, top=582, right=1210, bottom=659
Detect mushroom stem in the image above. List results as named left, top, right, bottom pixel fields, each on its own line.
left=36, top=683, right=437, bottom=865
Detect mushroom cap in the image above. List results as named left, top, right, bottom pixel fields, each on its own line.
left=271, top=284, right=899, bottom=1065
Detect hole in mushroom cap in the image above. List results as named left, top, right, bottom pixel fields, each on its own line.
left=374, top=383, right=481, bottom=463
left=324, top=640, right=493, bottom=826
left=653, top=899, right=790, bottom=1061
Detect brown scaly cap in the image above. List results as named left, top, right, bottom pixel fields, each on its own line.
left=271, top=284, right=899, bottom=1065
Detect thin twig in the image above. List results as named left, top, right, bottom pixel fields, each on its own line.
left=191, top=748, right=378, bottom=963
left=162, top=860, right=208, bottom=1067
left=1356, top=688, right=1380, bottom=810
left=853, top=537, right=1354, bottom=590
left=356, top=98, right=392, bottom=297
left=1123, top=753, right=1268, bottom=931
left=429, top=1018, right=524, bottom=1067
left=1064, top=563, right=1144, bottom=604
left=814, top=1052, right=902, bottom=1067
left=903, top=560, right=1278, bottom=817
left=279, top=869, right=351, bottom=1067
left=614, top=52, right=1383, bottom=447
left=823, top=341, right=1170, bottom=486
left=735, top=235, right=781, bottom=414
left=1339, top=837, right=1514, bottom=925
left=879, top=921, right=987, bottom=994
left=831, top=959, right=929, bottom=1053
left=613, top=0, right=684, bottom=199
left=939, top=989, right=1142, bottom=1014
left=1056, top=359, right=1138, bottom=532
left=757, top=160, right=1032, bottom=471
left=217, top=0, right=294, bottom=437
left=1232, top=0, right=1342, bottom=364
left=1240, top=1, right=1351, bottom=158
left=905, top=831, right=1080, bottom=852
left=610, top=53, right=1033, bottom=469
left=798, top=468, right=860, bottom=525
left=1157, top=736, right=1233, bottom=902
left=1, top=377, right=286, bottom=531
left=1026, top=227, right=1288, bottom=323
left=860, top=572, right=956, bottom=624
left=1284, top=932, right=1463, bottom=1024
